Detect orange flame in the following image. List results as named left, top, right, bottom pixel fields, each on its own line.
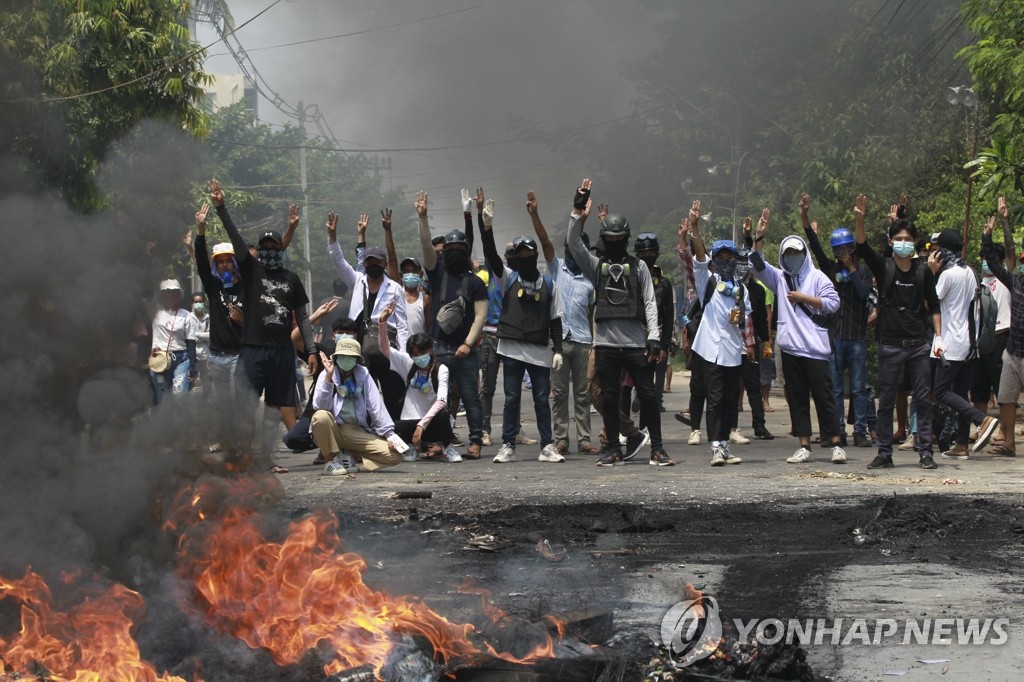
left=0, top=569, right=189, bottom=682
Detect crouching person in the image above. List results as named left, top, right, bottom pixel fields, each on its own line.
left=378, top=302, right=457, bottom=462
left=311, top=338, right=403, bottom=476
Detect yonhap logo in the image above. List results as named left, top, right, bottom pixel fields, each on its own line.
left=661, top=593, right=723, bottom=667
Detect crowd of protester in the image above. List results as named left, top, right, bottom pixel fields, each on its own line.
left=145, top=179, right=1020, bottom=475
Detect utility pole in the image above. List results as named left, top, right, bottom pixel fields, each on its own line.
left=298, top=101, right=312, bottom=307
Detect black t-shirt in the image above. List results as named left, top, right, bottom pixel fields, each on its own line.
left=194, top=235, right=244, bottom=353
left=426, top=264, right=488, bottom=346
left=857, top=242, right=938, bottom=344
left=238, top=259, right=309, bottom=348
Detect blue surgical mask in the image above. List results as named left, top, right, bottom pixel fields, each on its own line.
left=412, top=353, right=432, bottom=368
left=982, top=261, right=992, bottom=276
left=782, top=253, right=806, bottom=275
left=402, top=273, right=421, bottom=289
left=336, top=357, right=358, bottom=372
left=892, top=241, right=916, bottom=258
left=193, top=303, right=205, bottom=314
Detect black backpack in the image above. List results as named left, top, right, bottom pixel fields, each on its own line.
left=685, top=276, right=744, bottom=342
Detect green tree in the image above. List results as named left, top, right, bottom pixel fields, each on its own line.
left=0, top=0, right=210, bottom=210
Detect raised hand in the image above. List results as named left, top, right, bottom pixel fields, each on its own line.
left=326, top=211, right=339, bottom=239
left=416, top=191, right=428, bottom=218
left=195, top=203, right=209, bottom=231
left=312, top=297, right=339, bottom=322
left=855, top=194, right=868, bottom=223
left=319, top=351, right=334, bottom=380
left=678, top=216, right=690, bottom=243
left=798, top=193, right=810, bottom=218
left=289, top=204, right=300, bottom=229
left=526, top=190, right=538, bottom=216
left=688, top=200, right=702, bottom=231
left=208, top=179, right=224, bottom=207
left=597, top=203, right=609, bottom=221
left=999, top=196, right=1009, bottom=221
left=573, top=178, right=592, bottom=211
left=461, top=188, right=473, bottom=213
left=476, top=187, right=485, bottom=212
left=756, top=208, right=770, bottom=239
left=984, top=215, right=996, bottom=237
left=888, top=203, right=899, bottom=224
left=810, top=221, right=819, bottom=235
left=379, top=299, right=397, bottom=326
left=581, top=197, right=593, bottom=220
left=357, top=214, right=369, bottom=236
left=381, top=208, right=392, bottom=231
left=482, top=199, right=494, bottom=227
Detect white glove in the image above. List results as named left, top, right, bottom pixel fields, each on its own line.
left=551, top=352, right=563, bottom=371
left=483, top=199, right=495, bottom=227
left=461, top=188, right=473, bottom=213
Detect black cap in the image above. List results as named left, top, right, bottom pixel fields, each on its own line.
left=431, top=235, right=446, bottom=246
left=936, top=229, right=963, bottom=252
left=259, top=230, right=283, bottom=246
left=400, top=256, right=422, bottom=271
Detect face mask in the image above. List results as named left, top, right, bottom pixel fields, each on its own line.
left=982, top=261, right=992, bottom=275
left=505, top=257, right=519, bottom=272
left=412, top=353, right=432, bottom=368
left=639, top=254, right=658, bottom=269
left=444, top=249, right=469, bottom=273
left=258, top=248, right=284, bottom=270
left=334, top=333, right=356, bottom=345
left=939, top=247, right=965, bottom=268
left=782, top=253, right=806, bottom=275
left=365, top=263, right=386, bottom=280
left=336, top=357, right=358, bottom=372
left=892, top=241, right=916, bottom=258
left=517, top=254, right=539, bottom=278
left=193, top=303, right=205, bottom=314
left=220, top=270, right=235, bottom=288
left=603, top=239, right=627, bottom=261
left=734, top=262, right=750, bottom=284
left=714, top=259, right=737, bottom=281
left=563, top=246, right=580, bottom=275
left=402, top=273, right=421, bottom=289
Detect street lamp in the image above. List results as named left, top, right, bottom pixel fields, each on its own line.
left=948, top=85, right=980, bottom=254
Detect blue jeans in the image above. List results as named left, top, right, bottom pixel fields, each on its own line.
left=208, top=351, right=240, bottom=399
left=501, top=356, right=553, bottom=448
left=434, top=341, right=483, bottom=446
left=150, top=351, right=190, bottom=404
left=830, top=338, right=868, bottom=435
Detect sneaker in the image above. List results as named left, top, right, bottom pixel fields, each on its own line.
left=649, top=447, right=676, bottom=466
left=481, top=431, right=492, bottom=446
left=786, top=447, right=812, bottom=464
left=674, top=411, right=692, bottom=426
left=729, top=429, right=750, bottom=445
left=919, top=454, right=938, bottom=469
left=457, top=408, right=467, bottom=417
left=897, top=435, right=917, bottom=451
left=493, top=443, right=516, bottom=463
left=403, top=450, right=418, bottom=462
left=538, top=443, right=565, bottom=463
left=972, top=416, right=1000, bottom=453
left=753, top=428, right=774, bottom=440
left=322, top=459, right=347, bottom=476
left=688, top=429, right=702, bottom=446
left=853, top=432, right=871, bottom=448
left=339, top=454, right=359, bottom=473
left=596, top=446, right=624, bottom=467
left=710, top=445, right=726, bottom=466
left=624, top=428, right=651, bottom=461
left=942, top=443, right=969, bottom=460
left=444, top=446, right=463, bottom=463
left=516, top=430, right=539, bottom=445
left=831, top=446, right=847, bottom=464
left=723, top=447, right=743, bottom=465
left=867, top=454, right=894, bottom=469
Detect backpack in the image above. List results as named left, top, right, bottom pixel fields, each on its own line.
left=880, top=259, right=929, bottom=315
left=683, top=276, right=723, bottom=343
left=970, top=272, right=999, bottom=357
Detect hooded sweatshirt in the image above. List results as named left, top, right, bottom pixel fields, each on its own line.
left=751, top=235, right=839, bottom=361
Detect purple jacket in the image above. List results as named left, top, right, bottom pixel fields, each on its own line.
left=752, top=236, right=839, bottom=361
left=311, top=363, right=395, bottom=438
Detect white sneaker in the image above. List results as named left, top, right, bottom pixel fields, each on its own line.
left=481, top=431, right=492, bottom=446
left=831, top=446, right=848, bottom=464
left=402, top=450, right=417, bottom=462
left=688, top=430, right=702, bottom=446
left=493, top=443, right=517, bottom=463
left=729, top=429, right=750, bottom=445
left=444, top=446, right=463, bottom=463
left=787, top=447, right=812, bottom=463
left=516, top=430, right=538, bottom=445
left=538, top=443, right=565, bottom=463
left=339, top=454, right=359, bottom=473
left=710, top=445, right=726, bottom=466
left=723, top=444, right=743, bottom=465
left=323, top=459, right=347, bottom=476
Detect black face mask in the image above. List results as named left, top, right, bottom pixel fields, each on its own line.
left=365, top=263, right=386, bottom=280
left=603, top=239, right=628, bottom=261
left=517, top=254, right=540, bottom=280
left=639, top=254, right=658, bottom=269
left=444, top=249, right=469, bottom=273
left=505, top=257, right=519, bottom=272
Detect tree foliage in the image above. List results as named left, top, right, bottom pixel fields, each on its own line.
left=0, top=0, right=210, bottom=210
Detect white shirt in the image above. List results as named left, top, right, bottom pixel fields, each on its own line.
left=982, top=274, right=1012, bottom=333
left=933, top=264, right=977, bottom=362
left=405, top=295, right=425, bottom=335
left=189, top=312, right=210, bottom=359
left=152, top=308, right=197, bottom=353
left=388, top=350, right=450, bottom=421
left=691, top=256, right=751, bottom=367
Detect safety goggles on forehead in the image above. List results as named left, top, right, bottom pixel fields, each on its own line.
left=636, top=232, right=657, bottom=240
left=512, top=236, right=537, bottom=250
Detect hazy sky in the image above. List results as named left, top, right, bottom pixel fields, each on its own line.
left=197, top=0, right=661, bottom=242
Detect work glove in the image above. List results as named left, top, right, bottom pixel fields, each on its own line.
left=645, top=339, right=661, bottom=363
left=461, top=188, right=473, bottom=213
left=573, top=185, right=591, bottom=210
left=482, top=199, right=494, bottom=227
left=551, top=352, right=563, bottom=372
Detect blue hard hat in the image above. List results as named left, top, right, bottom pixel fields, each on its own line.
left=711, top=239, right=737, bottom=257
left=829, top=228, right=855, bottom=249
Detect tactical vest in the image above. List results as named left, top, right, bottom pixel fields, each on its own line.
left=594, top=256, right=643, bottom=321
left=497, top=273, right=554, bottom=345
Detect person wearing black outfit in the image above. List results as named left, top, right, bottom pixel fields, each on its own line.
left=799, top=193, right=873, bottom=447
left=853, top=194, right=940, bottom=469
left=733, top=227, right=773, bottom=441
left=210, top=180, right=318, bottom=472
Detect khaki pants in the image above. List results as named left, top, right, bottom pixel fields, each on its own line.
left=552, top=340, right=594, bottom=449
left=310, top=410, right=400, bottom=471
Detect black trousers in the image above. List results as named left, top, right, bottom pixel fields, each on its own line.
left=368, top=354, right=406, bottom=422
left=738, top=348, right=766, bottom=432
left=688, top=351, right=707, bottom=431
left=933, top=359, right=984, bottom=446
left=781, top=351, right=840, bottom=440
left=703, top=357, right=741, bottom=443
left=394, top=409, right=454, bottom=447
left=595, top=347, right=662, bottom=449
